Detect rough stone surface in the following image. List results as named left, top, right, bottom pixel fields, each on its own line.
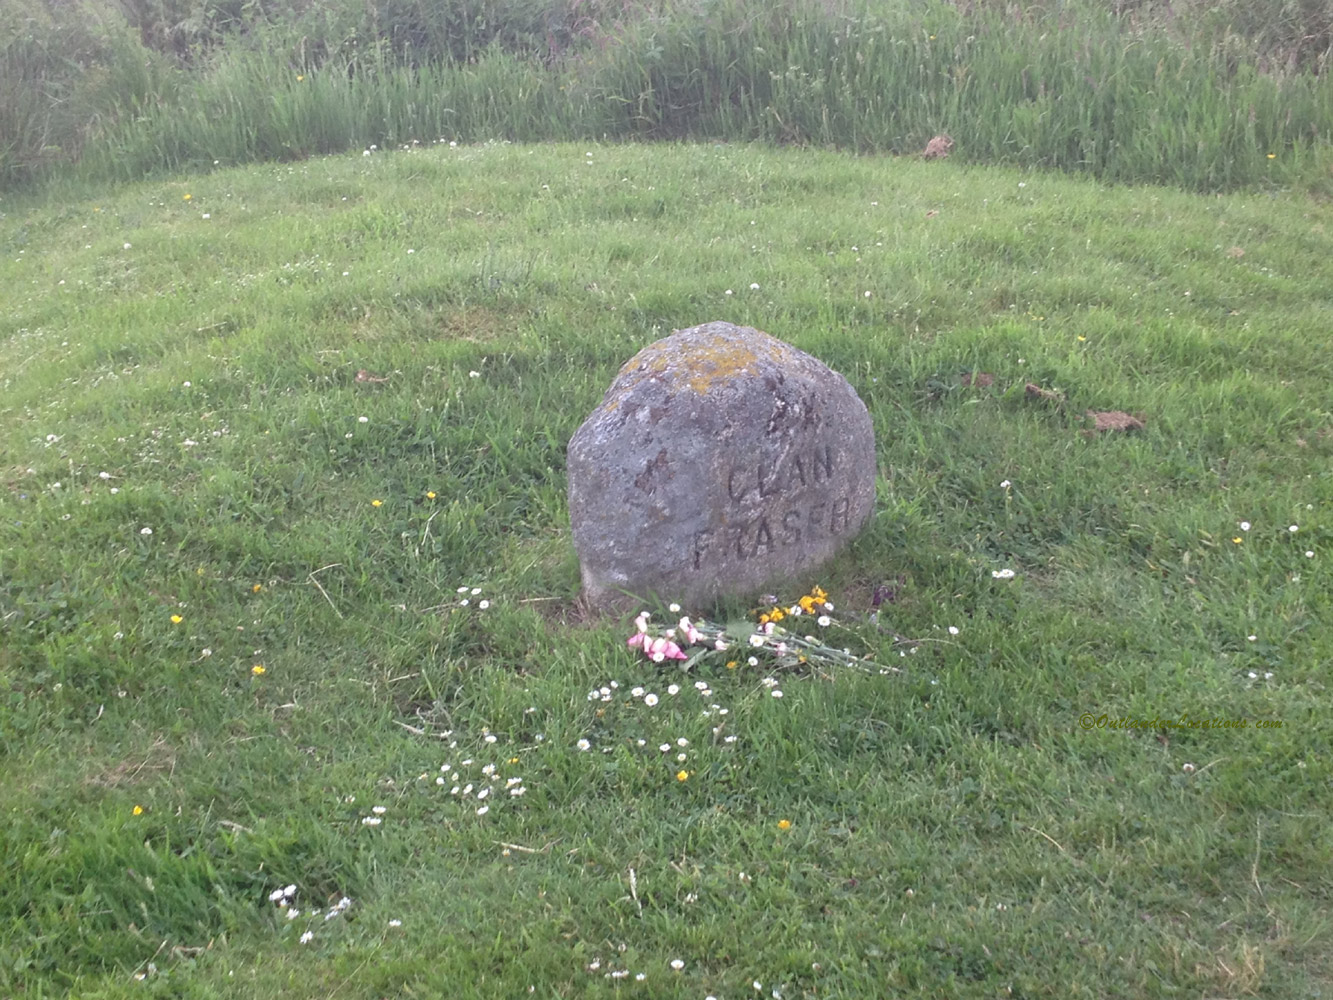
left=568, top=321, right=876, bottom=611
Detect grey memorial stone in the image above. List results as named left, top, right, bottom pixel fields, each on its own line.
left=568, top=321, right=877, bottom=611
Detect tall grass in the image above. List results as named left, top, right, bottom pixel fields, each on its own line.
left=4, top=0, right=1333, bottom=192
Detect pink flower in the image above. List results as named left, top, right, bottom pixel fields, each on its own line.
left=648, top=636, right=687, bottom=662
left=627, top=632, right=686, bottom=661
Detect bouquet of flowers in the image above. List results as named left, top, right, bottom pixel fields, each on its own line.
left=626, top=586, right=885, bottom=675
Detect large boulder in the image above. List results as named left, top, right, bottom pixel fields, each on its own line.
left=568, top=321, right=876, bottom=611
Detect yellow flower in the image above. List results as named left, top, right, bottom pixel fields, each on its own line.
left=769, top=606, right=785, bottom=622
left=810, top=585, right=828, bottom=600
left=183, top=193, right=191, bottom=200
left=133, top=805, right=144, bottom=815
left=252, top=583, right=262, bottom=593
left=726, top=660, right=738, bottom=669
left=426, top=491, right=436, bottom=499
left=676, top=770, right=689, bottom=782
left=759, top=614, right=770, bottom=625
left=372, top=499, right=383, bottom=507
left=1233, top=537, right=1243, bottom=544
left=1267, top=152, right=1276, bottom=159
left=777, top=819, right=791, bottom=830
left=1077, top=335, right=1087, bottom=342
left=170, top=614, right=183, bottom=624
left=799, top=595, right=817, bottom=613
left=252, top=664, right=265, bottom=675
left=296, top=74, right=305, bottom=82
left=508, top=757, right=519, bottom=764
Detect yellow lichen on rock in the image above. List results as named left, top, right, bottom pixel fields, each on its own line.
left=624, top=326, right=797, bottom=395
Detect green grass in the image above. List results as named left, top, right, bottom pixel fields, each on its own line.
left=2, top=141, right=1332, bottom=998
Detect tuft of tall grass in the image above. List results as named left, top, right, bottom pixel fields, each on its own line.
left=6, top=0, right=1333, bottom=192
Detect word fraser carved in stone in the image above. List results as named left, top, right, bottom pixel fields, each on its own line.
left=567, top=321, right=876, bottom=610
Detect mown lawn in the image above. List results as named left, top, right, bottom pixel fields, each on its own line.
left=2, top=141, right=1331, bottom=998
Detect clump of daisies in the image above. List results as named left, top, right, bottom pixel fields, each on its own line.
left=626, top=586, right=878, bottom=674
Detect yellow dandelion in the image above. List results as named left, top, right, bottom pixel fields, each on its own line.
left=759, top=614, right=770, bottom=625
left=170, top=614, right=183, bottom=624
left=810, top=585, right=828, bottom=600
left=676, top=770, right=689, bottom=782
left=296, top=74, right=305, bottom=82
left=1267, top=152, right=1276, bottom=159
left=183, top=193, right=192, bottom=201
left=777, top=819, right=791, bottom=830
left=1233, top=537, right=1243, bottom=544
left=1077, top=335, right=1087, bottom=342
left=372, top=499, right=383, bottom=507
left=132, top=805, right=144, bottom=815
left=769, top=606, right=785, bottom=622
left=508, top=757, right=519, bottom=764
left=252, top=583, right=262, bottom=593
left=426, top=491, right=436, bottom=499
left=252, top=664, right=265, bottom=675
left=726, top=660, right=738, bottom=670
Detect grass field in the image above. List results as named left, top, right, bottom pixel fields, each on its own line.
left=2, top=140, right=1332, bottom=997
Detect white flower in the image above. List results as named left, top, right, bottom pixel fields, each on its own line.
left=1248, top=635, right=1257, bottom=641
left=771, top=689, right=784, bottom=698
left=1289, top=524, right=1299, bottom=533
left=676, top=752, right=687, bottom=762
left=140, top=527, right=153, bottom=535
left=631, top=686, right=645, bottom=697
left=677, top=737, right=689, bottom=747
left=476, top=805, right=489, bottom=815
left=372, top=805, right=386, bottom=814
left=635, top=973, right=646, bottom=981
left=358, top=416, right=368, bottom=423
left=750, top=282, right=760, bottom=290
left=468, top=371, right=480, bottom=378
left=1306, top=550, right=1314, bottom=558
left=747, top=656, right=758, bottom=666
left=478, top=600, right=490, bottom=610
left=817, top=615, right=831, bottom=627
left=283, top=884, right=297, bottom=898
left=714, top=639, right=728, bottom=650
left=389, top=919, right=402, bottom=927
left=1000, top=480, right=1011, bottom=488
left=864, top=290, right=872, bottom=298
left=670, top=959, right=684, bottom=970
left=476, top=787, right=490, bottom=799
left=725, top=289, right=733, bottom=295
left=659, top=743, right=671, bottom=752
left=1240, top=521, right=1251, bottom=531
left=269, top=888, right=286, bottom=901
left=286, top=908, right=300, bottom=919
left=667, top=684, right=680, bottom=695
left=577, top=739, right=591, bottom=751
left=668, top=602, right=681, bottom=612
left=644, top=693, right=659, bottom=706
left=300, top=931, right=314, bottom=944
left=361, top=816, right=381, bottom=826
left=123, top=242, right=132, bottom=249
left=749, top=634, right=765, bottom=647
left=1182, top=762, right=1196, bottom=774
left=948, top=626, right=959, bottom=635
left=991, top=568, right=1016, bottom=579
left=99, top=471, right=111, bottom=479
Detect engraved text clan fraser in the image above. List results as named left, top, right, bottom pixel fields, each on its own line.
left=694, top=444, right=853, bottom=569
